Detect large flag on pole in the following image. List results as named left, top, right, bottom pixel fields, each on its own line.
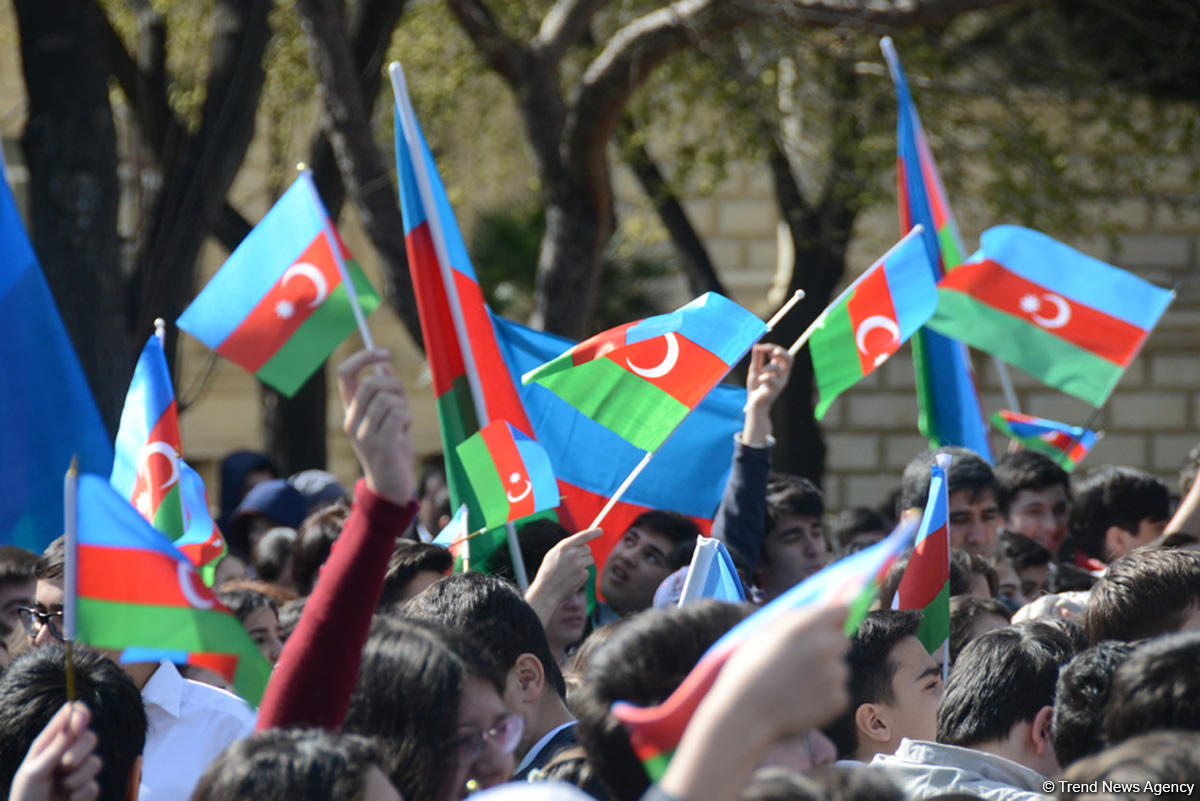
left=881, top=37, right=992, bottom=460
left=930, top=226, right=1174, bottom=407
left=893, top=454, right=951, bottom=658
left=0, top=156, right=112, bottom=551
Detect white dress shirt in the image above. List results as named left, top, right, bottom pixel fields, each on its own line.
left=138, top=661, right=257, bottom=801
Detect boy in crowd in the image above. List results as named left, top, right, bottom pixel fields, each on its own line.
left=1062, top=466, right=1169, bottom=565
left=994, top=451, right=1071, bottom=559
left=900, top=447, right=1001, bottom=556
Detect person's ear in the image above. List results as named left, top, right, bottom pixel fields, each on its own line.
left=1104, top=525, right=1134, bottom=560
left=1030, top=705, right=1054, bottom=757
left=512, top=653, right=545, bottom=705
left=126, top=755, right=143, bottom=801
left=855, top=703, right=891, bottom=745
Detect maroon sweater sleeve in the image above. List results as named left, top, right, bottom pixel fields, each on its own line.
left=256, top=479, right=417, bottom=731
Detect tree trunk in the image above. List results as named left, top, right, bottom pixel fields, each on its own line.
left=261, top=376, right=327, bottom=477
left=13, top=0, right=129, bottom=436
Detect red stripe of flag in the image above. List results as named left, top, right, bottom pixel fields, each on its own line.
left=480, top=422, right=536, bottom=521
left=846, top=265, right=901, bottom=376
left=78, top=544, right=224, bottom=610
left=453, top=269, right=534, bottom=431
left=407, top=222, right=467, bottom=397
left=608, top=334, right=729, bottom=407
left=131, top=400, right=182, bottom=513
left=570, top=323, right=635, bottom=366
left=188, top=652, right=239, bottom=681
left=216, top=232, right=343, bottom=373
left=898, top=521, right=949, bottom=609
left=942, top=259, right=1145, bottom=365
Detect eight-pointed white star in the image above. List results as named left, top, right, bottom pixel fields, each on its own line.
left=1019, top=294, right=1041, bottom=314
left=276, top=299, right=295, bottom=319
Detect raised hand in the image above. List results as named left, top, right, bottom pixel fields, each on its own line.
left=525, top=528, right=603, bottom=625
left=9, top=702, right=102, bottom=801
left=743, top=343, right=794, bottom=447
left=337, top=349, right=416, bottom=506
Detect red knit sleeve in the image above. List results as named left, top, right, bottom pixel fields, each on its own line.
left=255, top=479, right=417, bottom=731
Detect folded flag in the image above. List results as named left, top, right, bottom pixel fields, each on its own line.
left=882, top=37, right=992, bottom=458
left=611, top=515, right=920, bottom=780
left=522, top=293, right=766, bottom=453
left=929, top=226, right=1174, bottom=407
left=991, top=410, right=1098, bottom=472
left=177, top=172, right=380, bottom=397
left=677, top=537, right=745, bottom=606
left=893, top=454, right=951, bottom=656
left=810, top=227, right=938, bottom=418
left=456, top=420, right=559, bottom=533
left=433, top=504, right=472, bottom=570
left=71, top=474, right=271, bottom=704
left=110, top=335, right=227, bottom=583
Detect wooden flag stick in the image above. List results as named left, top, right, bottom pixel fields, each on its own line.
left=765, top=290, right=805, bottom=332
left=588, top=450, right=654, bottom=531
left=64, top=456, right=79, bottom=702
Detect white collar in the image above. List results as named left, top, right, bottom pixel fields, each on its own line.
left=514, top=720, right=575, bottom=776
left=140, top=661, right=185, bottom=719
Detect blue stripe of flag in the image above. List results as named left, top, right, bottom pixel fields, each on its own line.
left=881, top=233, right=939, bottom=338
left=509, top=424, right=560, bottom=512
left=625, top=293, right=767, bottom=367
left=110, top=335, right=176, bottom=498
left=702, top=540, right=746, bottom=602
left=915, top=460, right=949, bottom=549
left=77, top=474, right=190, bottom=561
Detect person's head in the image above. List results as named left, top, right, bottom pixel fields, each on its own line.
left=291, top=498, right=351, bottom=596
left=228, top=479, right=307, bottom=559
left=947, top=595, right=1011, bottom=666
left=830, top=507, right=889, bottom=556
left=574, top=600, right=751, bottom=801
left=995, top=530, right=1052, bottom=605
left=250, top=527, right=296, bottom=588
left=404, top=572, right=566, bottom=753
left=743, top=763, right=904, bottom=801
left=215, top=587, right=284, bottom=665
left=950, top=549, right=998, bottom=599
left=756, top=474, right=828, bottom=601
left=600, top=510, right=700, bottom=615
left=1065, top=466, right=1170, bottom=563
left=287, top=470, right=349, bottom=515
left=379, top=540, right=453, bottom=610
left=823, top=610, right=942, bottom=762
left=937, top=622, right=1076, bottom=777
left=1102, top=630, right=1200, bottom=747
left=343, top=617, right=514, bottom=801
left=1050, top=641, right=1135, bottom=770
left=218, top=450, right=277, bottom=529
left=995, top=451, right=1071, bottom=557
left=23, top=537, right=66, bottom=650
left=1082, top=548, right=1200, bottom=644
left=0, top=644, right=146, bottom=801
left=901, top=447, right=999, bottom=556
left=0, top=546, right=37, bottom=634
left=1058, top=731, right=1200, bottom=796
left=191, top=729, right=400, bottom=801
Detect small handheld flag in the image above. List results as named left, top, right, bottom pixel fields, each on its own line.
left=433, top=504, right=472, bottom=571
left=456, top=420, right=559, bottom=533
left=991, top=410, right=1098, bottom=472
left=893, top=453, right=951, bottom=660
left=177, top=172, right=380, bottom=397
left=677, top=538, right=745, bottom=606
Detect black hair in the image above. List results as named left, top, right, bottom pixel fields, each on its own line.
left=0, top=546, right=37, bottom=589
left=1063, top=466, right=1170, bottom=562
left=1104, top=630, right=1200, bottom=746
left=877, top=550, right=978, bottom=610
left=292, top=499, right=351, bottom=595
left=0, top=645, right=146, bottom=801
left=1082, top=548, right=1200, bottom=644
left=995, top=530, right=1052, bottom=571
left=900, top=447, right=996, bottom=512
left=191, top=729, right=382, bottom=801
left=343, top=617, right=501, bottom=801
left=1048, top=562, right=1097, bottom=593
left=630, top=509, right=702, bottom=548
left=518, top=518, right=572, bottom=579
left=830, top=507, right=889, bottom=555
left=744, top=764, right=904, bottom=801
left=250, top=527, right=295, bottom=585
left=35, top=536, right=64, bottom=583
left=950, top=549, right=999, bottom=597
left=947, top=595, right=1011, bottom=666
left=764, top=473, right=825, bottom=539
left=937, top=622, right=1075, bottom=747
left=994, top=450, right=1070, bottom=517
left=378, top=540, right=453, bottom=609
left=215, top=587, right=278, bottom=625
left=1059, top=731, right=1200, bottom=794
left=278, top=597, right=306, bottom=641
left=823, top=610, right=922, bottom=758
left=404, top=571, right=567, bottom=699
left=574, top=600, right=750, bottom=801
left=1050, top=640, right=1135, bottom=769
left=533, top=746, right=609, bottom=800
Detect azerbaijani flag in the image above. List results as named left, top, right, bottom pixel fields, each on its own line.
left=72, top=474, right=271, bottom=704
left=677, top=537, right=745, bottom=606
left=611, top=515, right=920, bottom=779
left=893, top=454, right=950, bottom=656
left=930, top=226, right=1174, bottom=407
left=991, top=410, right=1098, bottom=472
left=882, top=37, right=991, bottom=459
left=522, top=293, right=766, bottom=453
left=433, top=504, right=471, bottom=571
left=177, top=172, right=380, bottom=397
left=456, top=421, right=559, bottom=532
left=810, top=227, right=938, bottom=418
left=110, top=335, right=226, bottom=582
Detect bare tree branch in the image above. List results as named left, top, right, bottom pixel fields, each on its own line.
left=445, top=0, right=533, bottom=85
left=533, top=0, right=611, bottom=63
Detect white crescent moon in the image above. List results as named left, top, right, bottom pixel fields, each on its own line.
left=177, top=562, right=214, bottom=609
left=626, top=332, right=680, bottom=379
left=1031, top=293, right=1070, bottom=329
left=854, top=315, right=901, bottom=357
left=504, top=479, right=532, bottom=503
left=282, top=262, right=330, bottom=308
left=139, top=442, right=180, bottom=491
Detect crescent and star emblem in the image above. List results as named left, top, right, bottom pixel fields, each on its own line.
left=625, top=332, right=680, bottom=379
left=506, top=472, right=532, bottom=504
left=281, top=262, right=330, bottom=308
left=854, top=316, right=901, bottom=367
left=1019, top=293, right=1071, bottom=329
left=177, top=562, right=215, bottom=610
left=139, top=441, right=180, bottom=491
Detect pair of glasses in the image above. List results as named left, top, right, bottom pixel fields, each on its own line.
left=451, top=713, right=525, bottom=766
left=18, top=607, right=64, bottom=641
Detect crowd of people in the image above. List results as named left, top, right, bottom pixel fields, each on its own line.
left=3, top=342, right=1200, bottom=801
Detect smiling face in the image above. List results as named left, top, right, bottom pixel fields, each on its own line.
left=1006, top=485, right=1070, bottom=557
left=755, top=514, right=828, bottom=601
left=599, top=527, right=675, bottom=615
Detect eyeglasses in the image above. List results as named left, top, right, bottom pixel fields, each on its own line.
left=451, top=713, right=525, bottom=766
left=17, top=606, right=64, bottom=641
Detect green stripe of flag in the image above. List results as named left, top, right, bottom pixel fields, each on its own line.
left=256, top=261, right=381, bottom=396
left=641, top=749, right=674, bottom=782
left=929, top=289, right=1122, bottom=406
left=151, top=486, right=186, bottom=539
left=534, top=358, right=688, bottom=452
left=915, top=582, right=950, bottom=654
left=77, top=597, right=271, bottom=704
left=809, top=302, right=860, bottom=419
left=910, top=329, right=940, bottom=448
left=436, top=378, right=482, bottom=529
left=457, top=433, right=508, bottom=528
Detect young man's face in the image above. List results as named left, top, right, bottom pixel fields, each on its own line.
left=599, top=526, right=675, bottom=615
left=948, top=489, right=1001, bottom=556
left=755, top=514, right=828, bottom=602
left=859, top=635, right=942, bottom=760
left=1006, top=485, right=1070, bottom=557
left=28, top=578, right=64, bottom=649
